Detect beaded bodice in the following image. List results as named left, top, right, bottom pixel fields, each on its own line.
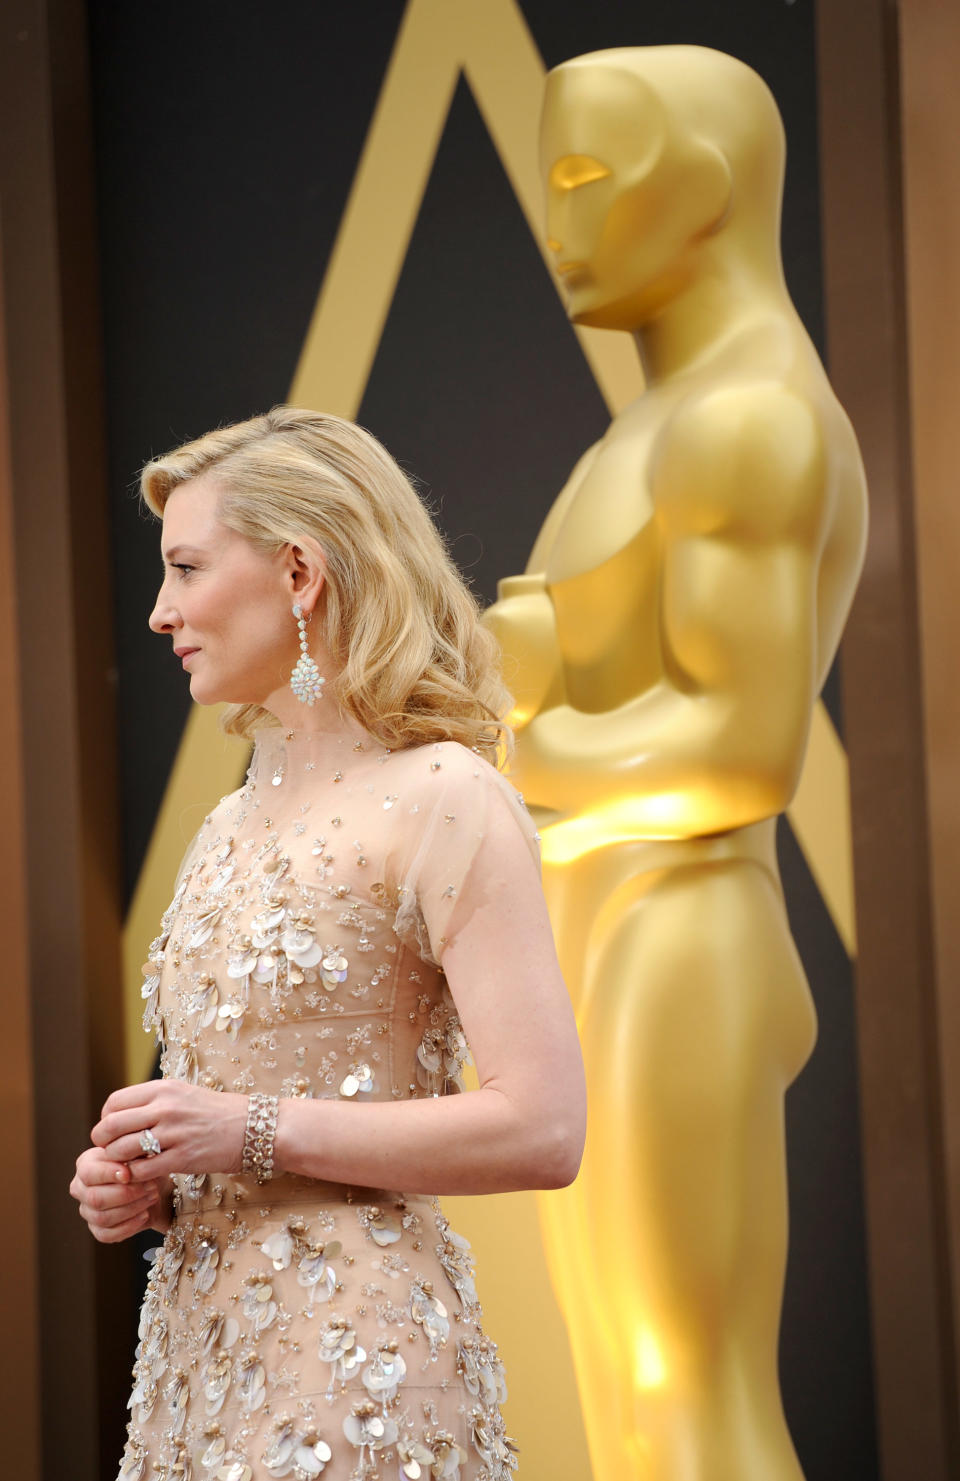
left=141, top=726, right=539, bottom=1192
left=122, top=724, right=539, bottom=1481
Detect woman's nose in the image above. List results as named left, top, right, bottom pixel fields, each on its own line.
left=148, top=587, right=180, bottom=634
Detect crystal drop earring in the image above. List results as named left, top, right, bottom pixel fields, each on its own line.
left=289, top=604, right=326, bottom=705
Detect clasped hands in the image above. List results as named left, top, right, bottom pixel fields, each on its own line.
left=69, top=1079, right=248, bottom=1245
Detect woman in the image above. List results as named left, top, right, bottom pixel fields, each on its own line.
left=70, top=407, right=586, bottom=1481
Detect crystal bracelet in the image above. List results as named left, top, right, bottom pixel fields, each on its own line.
left=241, top=1092, right=280, bottom=1183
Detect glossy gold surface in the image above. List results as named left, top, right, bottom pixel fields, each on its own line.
left=486, top=46, right=868, bottom=1478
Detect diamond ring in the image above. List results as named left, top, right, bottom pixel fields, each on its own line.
left=139, top=1128, right=162, bottom=1158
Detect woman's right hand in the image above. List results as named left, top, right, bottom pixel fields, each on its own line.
left=70, top=1145, right=172, bottom=1243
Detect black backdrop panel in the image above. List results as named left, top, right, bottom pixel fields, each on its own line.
left=87, top=2, right=878, bottom=1477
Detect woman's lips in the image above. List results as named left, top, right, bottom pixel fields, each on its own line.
left=174, top=647, right=200, bottom=667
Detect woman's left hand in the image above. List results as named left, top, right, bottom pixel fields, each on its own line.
left=91, top=1079, right=249, bottom=1182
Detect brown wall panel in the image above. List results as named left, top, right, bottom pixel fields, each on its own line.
left=0, top=1, right=127, bottom=1475
left=0, top=204, right=42, bottom=1481
left=899, top=0, right=960, bottom=1410
left=818, top=0, right=960, bottom=1476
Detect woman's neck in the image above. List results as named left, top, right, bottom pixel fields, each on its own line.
left=245, top=711, right=387, bottom=805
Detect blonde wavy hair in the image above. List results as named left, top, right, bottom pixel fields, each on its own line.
left=141, top=407, right=513, bottom=765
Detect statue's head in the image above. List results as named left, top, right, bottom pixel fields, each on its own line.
left=541, top=46, right=786, bottom=330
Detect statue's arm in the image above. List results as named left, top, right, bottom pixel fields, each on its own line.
left=512, top=385, right=829, bottom=832
left=482, top=442, right=601, bottom=729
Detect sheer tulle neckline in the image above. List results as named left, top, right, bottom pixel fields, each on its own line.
left=246, top=722, right=388, bottom=793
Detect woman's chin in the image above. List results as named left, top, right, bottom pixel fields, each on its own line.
left=186, top=673, right=222, bottom=707
left=189, top=674, right=267, bottom=710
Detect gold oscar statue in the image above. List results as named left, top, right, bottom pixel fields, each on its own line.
left=485, top=47, right=868, bottom=1480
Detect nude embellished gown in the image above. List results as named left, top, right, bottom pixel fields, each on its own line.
left=118, top=724, right=540, bottom=1481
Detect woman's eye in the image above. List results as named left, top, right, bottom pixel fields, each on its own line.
left=173, top=563, right=194, bottom=578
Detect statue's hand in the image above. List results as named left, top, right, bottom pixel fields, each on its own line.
left=484, top=574, right=563, bottom=732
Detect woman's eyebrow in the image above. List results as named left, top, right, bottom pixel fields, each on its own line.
left=161, top=544, right=204, bottom=563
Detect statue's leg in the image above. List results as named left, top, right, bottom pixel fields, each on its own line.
left=539, top=858, right=815, bottom=1481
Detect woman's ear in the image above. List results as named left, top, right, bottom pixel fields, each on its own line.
left=284, top=537, right=327, bottom=614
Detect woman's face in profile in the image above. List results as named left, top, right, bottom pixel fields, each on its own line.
left=149, top=475, right=295, bottom=708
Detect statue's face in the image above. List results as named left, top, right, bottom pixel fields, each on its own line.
left=541, top=65, right=730, bottom=330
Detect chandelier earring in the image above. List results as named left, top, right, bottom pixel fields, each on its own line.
left=289, top=604, right=326, bottom=705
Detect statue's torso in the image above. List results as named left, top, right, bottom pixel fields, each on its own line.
left=535, top=327, right=868, bottom=712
